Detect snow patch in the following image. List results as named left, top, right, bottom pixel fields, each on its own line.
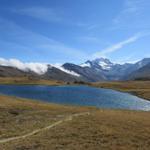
left=80, top=63, right=91, bottom=68
left=52, top=63, right=80, bottom=77
left=98, top=61, right=112, bottom=70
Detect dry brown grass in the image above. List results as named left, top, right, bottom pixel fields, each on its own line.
left=0, top=95, right=150, bottom=150
left=0, top=77, right=64, bottom=86
left=91, top=81, right=150, bottom=101
left=0, top=95, right=91, bottom=140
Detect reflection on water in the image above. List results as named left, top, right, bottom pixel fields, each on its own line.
left=0, top=85, right=150, bottom=111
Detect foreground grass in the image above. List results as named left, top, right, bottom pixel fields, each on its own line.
left=0, top=95, right=91, bottom=139
left=91, top=81, right=150, bottom=101
left=0, top=77, right=64, bottom=86
left=0, top=95, right=150, bottom=150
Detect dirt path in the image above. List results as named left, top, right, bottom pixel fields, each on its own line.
left=0, top=112, right=90, bottom=144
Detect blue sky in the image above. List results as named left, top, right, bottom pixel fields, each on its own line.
left=0, top=0, right=150, bottom=64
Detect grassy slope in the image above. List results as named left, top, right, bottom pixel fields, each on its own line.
left=91, top=81, right=150, bottom=101
left=0, top=77, right=65, bottom=86
left=0, top=95, right=150, bottom=150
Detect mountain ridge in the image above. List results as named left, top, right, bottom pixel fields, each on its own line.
left=0, top=57, right=150, bottom=82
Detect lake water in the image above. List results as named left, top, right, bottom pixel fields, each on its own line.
left=0, top=85, right=150, bottom=111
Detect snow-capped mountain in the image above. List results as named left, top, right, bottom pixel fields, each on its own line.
left=0, top=57, right=150, bottom=82
left=134, top=58, right=150, bottom=70
left=63, top=57, right=150, bottom=81
left=63, top=58, right=120, bottom=81
left=80, top=58, right=114, bottom=71
left=127, top=62, right=150, bottom=80
left=50, top=64, right=80, bottom=77
left=62, top=62, right=106, bottom=82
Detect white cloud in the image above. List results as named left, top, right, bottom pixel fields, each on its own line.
left=0, top=57, right=80, bottom=77
left=93, top=32, right=149, bottom=58
left=0, top=58, right=48, bottom=75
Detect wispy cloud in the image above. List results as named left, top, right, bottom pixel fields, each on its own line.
left=12, top=6, right=62, bottom=22
left=76, top=22, right=99, bottom=30
left=86, top=24, right=99, bottom=30
left=0, top=17, right=88, bottom=62
left=113, top=54, right=139, bottom=64
left=114, top=0, right=138, bottom=24
left=93, top=32, right=149, bottom=58
left=112, top=0, right=150, bottom=29
left=78, top=36, right=100, bottom=43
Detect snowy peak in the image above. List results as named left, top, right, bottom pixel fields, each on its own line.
left=92, top=58, right=112, bottom=64
left=80, top=61, right=91, bottom=68
left=135, top=58, right=150, bottom=68
left=80, top=58, right=114, bottom=70
left=92, top=58, right=114, bottom=70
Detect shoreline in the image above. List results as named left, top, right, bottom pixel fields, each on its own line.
left=0, top=94, right=150, bottom=116
left=0, top=94, right=149, bottom=112
left=0, top=77, right=150, bottom=101
left=0, top=94, right=150, bottom=149
left=90, top=81, right=150, bottom=101
left=0, top=79, right=150, bottom=101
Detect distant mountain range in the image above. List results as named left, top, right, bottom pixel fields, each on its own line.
left=0, top=58, right=150, bottom=82
left=63, top=58, right=150, bottom=81
left=127, top=63, right=150, bottom=80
